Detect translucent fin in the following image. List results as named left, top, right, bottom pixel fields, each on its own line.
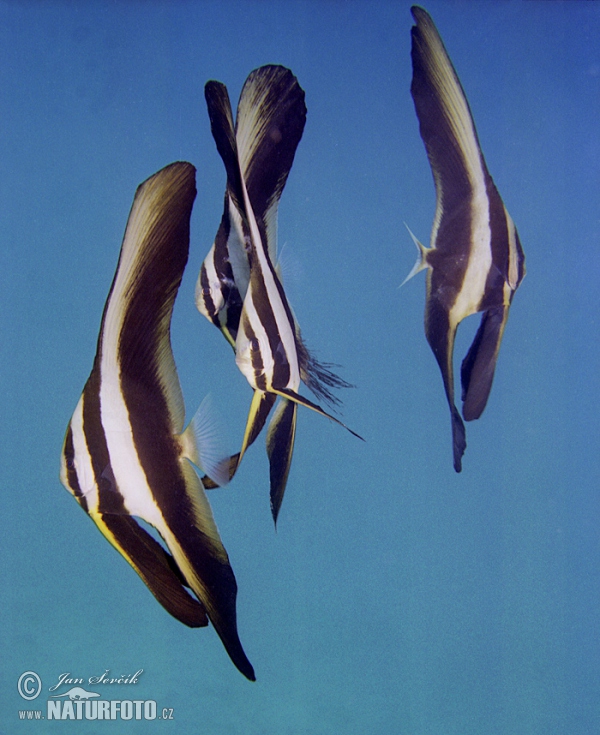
left=201, top=453, right=240, bottom=490
left=274, top=242, right=303, bottom=289
left=180, top=395, right=231, bottom=488
left=296, top=326, right=353, bottom=408
left=400, top=223, right=431, bottom=287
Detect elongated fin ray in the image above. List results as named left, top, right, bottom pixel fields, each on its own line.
left=273, top=387, right=364, bottom=442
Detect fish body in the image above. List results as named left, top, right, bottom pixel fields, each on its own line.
left=408, top=6, right=525, bottom=471
left=60, top=162, right=254, bottom=680
left=197, top=66, right=357, bottom=522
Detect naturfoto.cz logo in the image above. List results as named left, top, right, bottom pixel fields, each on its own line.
left=17, top=670, right=175, bottom=722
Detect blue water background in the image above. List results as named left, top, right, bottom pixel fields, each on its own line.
left=1, top=1, right=599, bottom=732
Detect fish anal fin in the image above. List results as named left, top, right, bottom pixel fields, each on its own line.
left=451, top=406, right=467, bottom=473
left=426, top=305, right=466, bottom=472
left=92, top=511, right=209, bottom=628
left=266, top=399, right=297, bottom=526
left=461, top=305, right=509, bottom=421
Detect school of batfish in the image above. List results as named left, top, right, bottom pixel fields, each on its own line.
left=60, top=6, right=525, bottom=679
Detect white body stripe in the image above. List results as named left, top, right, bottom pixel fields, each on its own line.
left=197, top=242, right=224, bottom=315
left=426, top=18, right=493, bottom=325
left=227, top=198, right=251, bottom=296
left=449, top=192, right=493, bottom=324
left=65, top=395, right=98, bottom=505
left=98, top=276, right=164, bottom=527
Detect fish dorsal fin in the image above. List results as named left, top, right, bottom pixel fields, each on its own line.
left=104, top=162, right=197, bottom=435
left=205, top=81, right=244, bottom=213
left=235, top=65, right=306, bottom=264
left=161, top=460, right=256, bottom=681
left=266, top=398, right=297, bottom=526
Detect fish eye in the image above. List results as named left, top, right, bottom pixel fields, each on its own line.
left=250, top=337, right=260, bottom=353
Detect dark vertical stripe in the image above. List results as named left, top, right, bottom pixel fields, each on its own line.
left=248, top=257, right=295, bottom=388
left=240, top=314, right=267, bottom=391
left=480, top=175, right=511, bottom=311
left=81, top=364, right=128, bottom=515
left=199, top=264, right=218, bottom=324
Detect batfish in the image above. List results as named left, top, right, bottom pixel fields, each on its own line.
left=406, top=6, right=525, bottom=471
left=60, top=162, right=255, bottom=680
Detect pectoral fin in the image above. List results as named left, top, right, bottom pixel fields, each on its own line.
left=461, top=305, right=509, bottom=421
left=180, top=395, right=231, bottom=489
left=400, top=223, right=432, bottom=287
